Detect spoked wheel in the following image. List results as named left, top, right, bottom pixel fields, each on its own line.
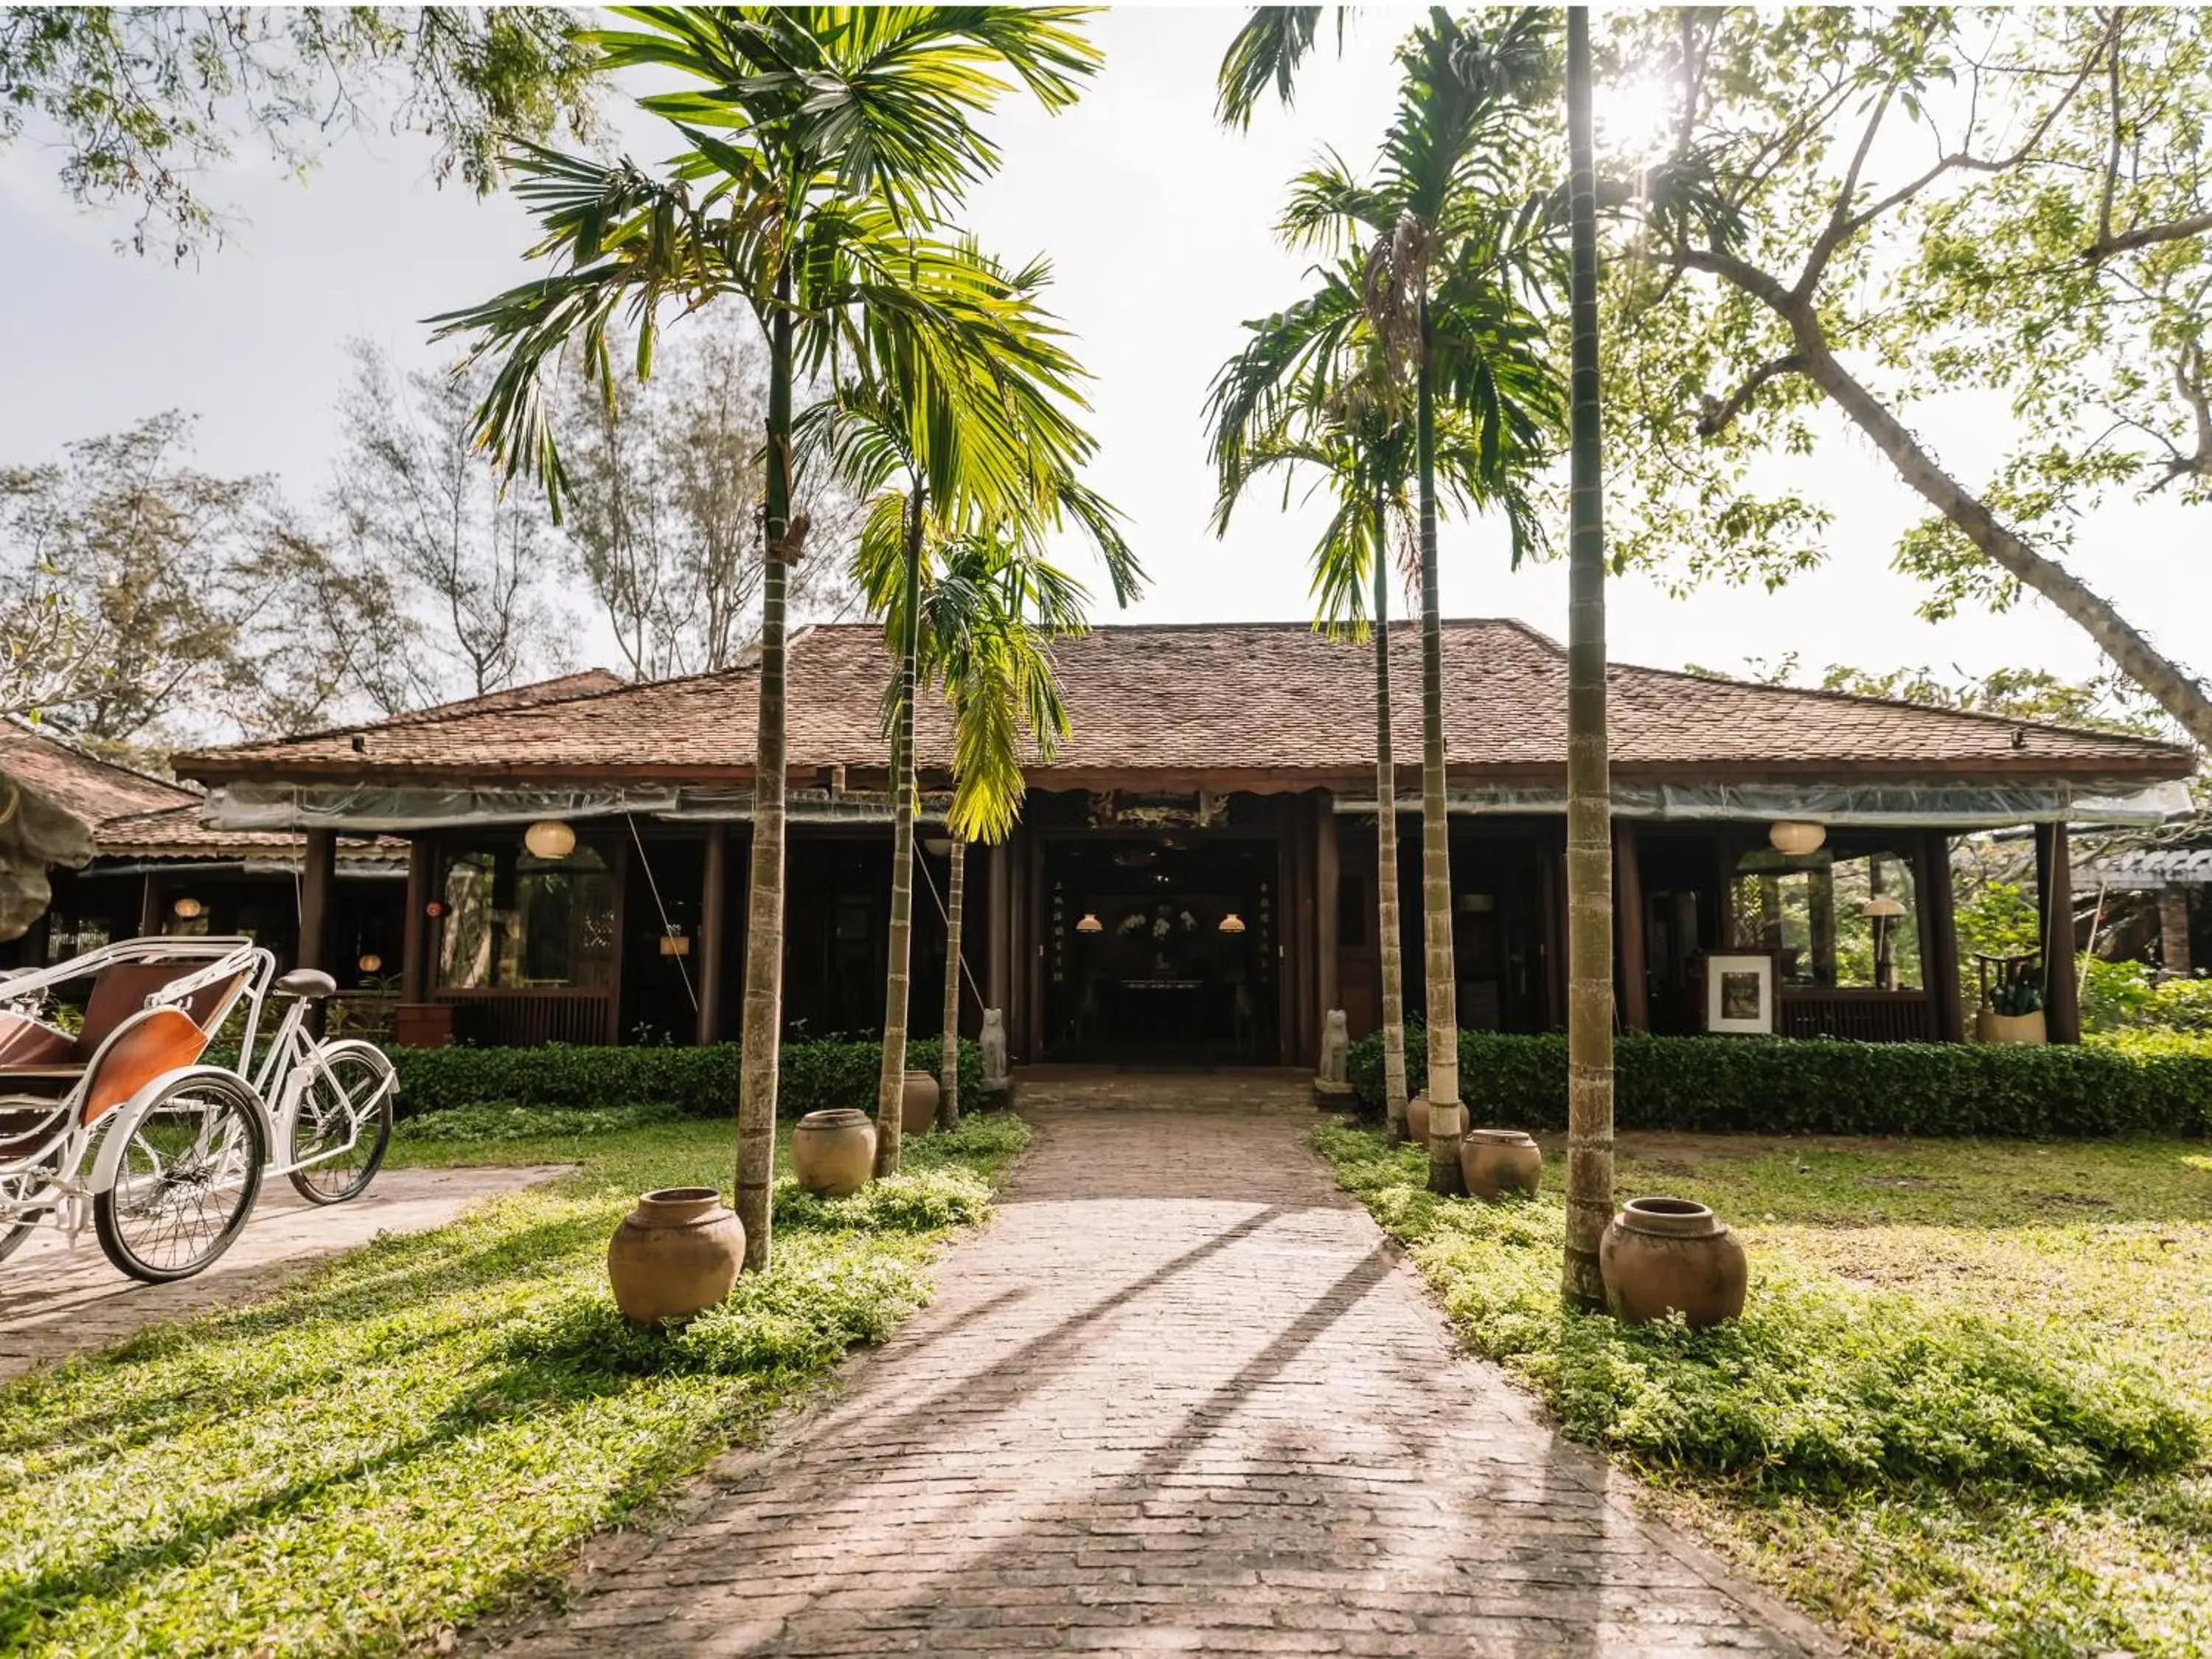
left=93, top=1074, right=265, bottom=1284
left=285, top=1045, right=393, bottom=1205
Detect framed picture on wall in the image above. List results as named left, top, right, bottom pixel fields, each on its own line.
left=1701, top=951, right=1778, bottom=1035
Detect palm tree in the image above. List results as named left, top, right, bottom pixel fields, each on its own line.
left=1259, top=13, right=1562, bottom=1193
left=434, top=6, right=1102, bottom=1268
left=1559, top=7, right=1615, bottom=1312
left=1211, top=259, right=1517, bottom=1144
left=804, top=260, right=1134, bottom=1178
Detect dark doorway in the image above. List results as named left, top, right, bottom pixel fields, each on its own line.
left=1041, top=834, right=1280, bottom=1062
left=1394, top=823, right=1554, bottom=1034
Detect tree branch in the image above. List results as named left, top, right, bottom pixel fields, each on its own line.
left=1696, top=353, right=1806, bottom=437
left=2084, top=209, right=2212, bottom=264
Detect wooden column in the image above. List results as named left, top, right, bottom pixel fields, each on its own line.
left=1540, top=825, right=1566, bottom=1030
left=299, top=830, right=335, bottom=973
left=1316, top=794, right=1341, bottom=1034
left=698, top=824, right=730, bottom=1045
left=138, top=874, right=161, bottom=937
left=400, top=837, right=432, bottom=1004
left=1918, top=830, right=1964, bottom=1043
left=987, top=834, right=1013, bottom=1017
left=1613, top=820, right=1648, bottom=1032
left=2160, top=887, right=2193, bottom=975
left=2036, top=820, right=2082, bottom=1043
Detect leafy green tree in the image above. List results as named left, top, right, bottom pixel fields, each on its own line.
left=1559, top=7, right=1613, bottom=1312
left=436, top=5, right=1103, bottom=1267
left=0, top=7, right=598, bottom=257
left=1597, top=8, right=2212, bottom=748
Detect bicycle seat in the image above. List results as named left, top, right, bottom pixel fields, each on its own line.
left=274, top=969, right=338, bottom=1000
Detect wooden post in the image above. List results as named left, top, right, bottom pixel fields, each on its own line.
left=987, top=833, right=1012, bottom=1018
left=138, top=874, right=161, bottom=938
left=2036, top=821, right=2081, bottom=1043
left=299, top=830, right=335, bottom=974
left=1539, top=826, right=1565, bottom=1029
left=400, top=837, right=431, bottom=1004
left=1613, top=819, right=1648, bottom=1032
left=2160, top=887, right=2193, bottom=975
left=1917, top=831, right=1964, bottom=1043
left=1808, top=863, right=1837, bottom=984
left=1316, top=794, right=1340, bottom=1040
left=698, top=824, right=730, bottom=1045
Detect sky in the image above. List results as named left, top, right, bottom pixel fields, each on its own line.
left=2, top=4, right=2206, bottom=706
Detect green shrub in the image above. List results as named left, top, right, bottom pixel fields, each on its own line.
left=389, top=1036, right=985, bottom=1119
left=773, top=1167, right=996, bottom=1233
left=1318, top=1124, right=2202, bottom=1492
left=2082, top=956, right=2212, bottom=1036
left=1347, top=1026, right=2212, bottom=1138
left=393, top=1100, right=689, bottom=1142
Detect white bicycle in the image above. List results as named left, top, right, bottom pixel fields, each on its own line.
left=0, top=936, right=397, bottom=1282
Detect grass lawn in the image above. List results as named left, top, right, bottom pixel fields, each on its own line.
left=0, top=1104, right=1029, bottom=1658
left=1316, top=1123, right=2212, bottom=1658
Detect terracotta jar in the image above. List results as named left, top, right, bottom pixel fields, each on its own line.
left=1460, top=1128, right=1543, bottom=1201
left=606, top=1186, right=743, bottom=1324
left=1405, top=1093, right=1431, bottom=1145
left=900, top=1068, right=941, bottom=1136
left=1599, top=1197, right=1747, bottom=1328
left=792, top=1108, right=877, bottom=1196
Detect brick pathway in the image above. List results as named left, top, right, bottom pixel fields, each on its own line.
left=0, top=1164, right=563, bottom=1382
left=488, top=1085, right=1830, bottom=1658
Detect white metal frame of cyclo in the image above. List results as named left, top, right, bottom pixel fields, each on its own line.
left=0, top=935, right=389, bottom=1242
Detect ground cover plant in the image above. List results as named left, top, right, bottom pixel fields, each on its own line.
left=1316, top=1121, right=2212, bottom=1656
left=0, top=1107, right=1029, bottom=1658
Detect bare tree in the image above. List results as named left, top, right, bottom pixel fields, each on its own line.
left=334, top=342, right=566, bottom=702
left=553, top=318, right=858, bottom=679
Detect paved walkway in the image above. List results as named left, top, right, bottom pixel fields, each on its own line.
left=0, top=1164, right=563, bottom=1381
left=488, top=1085, right=1828, bottom=1658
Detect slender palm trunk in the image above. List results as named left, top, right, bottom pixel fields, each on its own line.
left=937, top=837, right=964, bottom=1131
left=1415, top=302, right=1464, bottom=1195
left=737, top=261, right=795, bottom=1271
left=1562, top=8, right=1615, bottom=1310
left=1371, top=493, right=1410, bottom=1142
left=872, top=476, right=925, bottom=1178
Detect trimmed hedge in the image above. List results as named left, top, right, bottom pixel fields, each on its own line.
left=389, top=1037, right=985, bottom=1120
left=1349, top=1028, right=2212, bottom=1139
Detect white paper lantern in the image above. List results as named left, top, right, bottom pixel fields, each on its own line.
left=524, top=818, right=577, bottom=860
left=1767, top=821, right=1826, bottom=857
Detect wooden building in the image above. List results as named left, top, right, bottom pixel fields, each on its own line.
left=172, top=621, right=2197, bottom=1062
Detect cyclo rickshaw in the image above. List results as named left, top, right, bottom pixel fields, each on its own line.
left=0, top=936, right=397, bottom=1281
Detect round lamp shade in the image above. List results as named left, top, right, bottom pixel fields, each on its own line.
left=171, top=895, right=204, bottom=920
left=1768, top=821, right=1826, bottom=857
left=1075, top=913, right=1104, bottom=934
left=524, top=818, right=577, bottom=860
left=1863, top=894, right=1909, bottom=919
left=358, top=953, right=383, bottom=973
left=1217, top=913, right=1247, bottom=934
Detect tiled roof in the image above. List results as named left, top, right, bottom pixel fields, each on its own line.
left=0, top=720, right=195, bottom=827
left=177, top=621, right=2195, bottom=787
left=93, top=803, right=403, bottom=863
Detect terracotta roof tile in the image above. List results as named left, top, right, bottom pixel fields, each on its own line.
left=177, top=620, right=2194, bottom=787
left=92, top=802, right=402, bottom=862
left=0, top=721, right=195, bottom=826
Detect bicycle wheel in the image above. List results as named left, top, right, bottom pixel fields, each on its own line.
left=285, top=1044, right=393, bottom=1205
left=94, top=1074, right=265, bottom=1284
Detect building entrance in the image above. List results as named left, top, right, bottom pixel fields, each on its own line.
left=1040, top=835, right=1281, bottom=1062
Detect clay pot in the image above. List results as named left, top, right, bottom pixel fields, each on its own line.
left=1460, top=1128, right=1543, bottom=1201
left=607, top=1186, right=743, bottom=1324
left=791, top=1108, right=877, bottom=1197
left=1599, top=1197, right=1747, bottom=1329
left=1405, top=1093, right=1431, bottom=1144
left=1976, top=1008, right=2048, bottom=1046
left=900, top=1068, right=941, bottom=1136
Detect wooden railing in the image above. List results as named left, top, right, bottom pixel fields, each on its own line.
left=1777, top=987, right=1931, bottom=1043
left=434, top=989, right=616, bottom=1047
